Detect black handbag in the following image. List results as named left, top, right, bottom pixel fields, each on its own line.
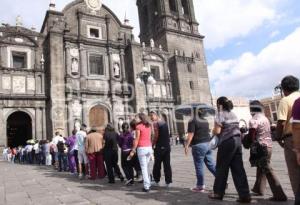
left=249, top=142, right=268, bottom=168
left=242, top=134, right=253, bottom=149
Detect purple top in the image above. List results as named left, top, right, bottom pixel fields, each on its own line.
left=118, top=131, right=134, bottom=152
left=292, top=98, right=300, bottom=123
left=65, top=135, right=76, bottom=152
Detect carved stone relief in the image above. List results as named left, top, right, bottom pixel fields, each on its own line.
left=2, top=76, right=11, bottom=90
left=13, top=76, right=26, bottom=93
left=27, top=77, right=35, bottom=91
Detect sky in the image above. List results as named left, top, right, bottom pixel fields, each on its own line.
left=0, top=0, right=300, bottom=99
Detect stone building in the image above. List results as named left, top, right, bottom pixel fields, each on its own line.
left=0, top=0, right=211, bottom=147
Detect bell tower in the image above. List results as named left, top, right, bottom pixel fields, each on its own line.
left=137, top=0, right=212, bottom=107
left=137, top=0, right=201, bottom=52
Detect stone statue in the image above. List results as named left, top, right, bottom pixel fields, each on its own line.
left=113, top=63, right=120, bottom=78
left=142, top=42, right=146, bottom=49
left=71, top=58, right=79, bottom=74
left=72, top=100, right=82, bottom=117
left=16, top=15, right=22, bottom=26
left=74, top=120, right=81, bottom=132
left=150, top=38, right=155, bottom=49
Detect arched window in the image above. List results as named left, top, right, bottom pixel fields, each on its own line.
left=169, top=0, right=177, bottom=12
left=181, top=0, right=190, bottom=15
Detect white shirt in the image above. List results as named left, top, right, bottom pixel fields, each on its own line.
left=51, top=135, right=65, bottom=153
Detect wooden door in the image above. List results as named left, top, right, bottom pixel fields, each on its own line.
left=89, top=106, right=109, bottom=128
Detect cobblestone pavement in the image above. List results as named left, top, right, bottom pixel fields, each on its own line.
left=0, top=144, right=294, bottom=205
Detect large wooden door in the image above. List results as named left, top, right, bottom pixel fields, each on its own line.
left=89, top=105, right=109, bottom=128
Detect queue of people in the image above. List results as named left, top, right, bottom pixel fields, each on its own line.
left=184, top=75, right=300, bottom=204
left=2, top=75, right=300, bottom=204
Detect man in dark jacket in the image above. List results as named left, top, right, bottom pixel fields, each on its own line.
left=150, top=111, right=172, bottom=187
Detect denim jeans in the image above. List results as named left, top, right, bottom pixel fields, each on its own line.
left=192, top=142, right=216, bottom=188
left=137, top=147, right=153, bottom=189
left=58, top=152, right=68, bottom=171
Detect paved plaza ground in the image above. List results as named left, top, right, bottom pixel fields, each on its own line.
left=0, top=145, right=295, bottom=205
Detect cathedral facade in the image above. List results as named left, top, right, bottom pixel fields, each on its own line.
left=0, top=0, right=211, bottom=147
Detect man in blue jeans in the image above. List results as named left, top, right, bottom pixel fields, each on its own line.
left=185, top=110, right=216, bottom=192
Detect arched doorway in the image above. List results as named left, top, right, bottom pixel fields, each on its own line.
left=7, top=111, right=32, bottom=147
left=89, top=105, right=110, bottom=129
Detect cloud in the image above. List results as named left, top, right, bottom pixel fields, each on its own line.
left=209, top=27, right=300, bottom=98
left=195, top=0, right=281, bottom=49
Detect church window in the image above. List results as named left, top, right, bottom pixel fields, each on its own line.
left=181, top=0, right=190, bottom=15
left=189, top=81, right=194, bottom=90
left=12, top=52, right=27, bottom=69
left=169, top=0, right=177, bottom=12
left=187, top=64, right=192, bottom=73
left=89, top=54, right=104, bottom=75
left=150, top=65, right=161, bottom=80
left=87, top=25, right=102, bottom=39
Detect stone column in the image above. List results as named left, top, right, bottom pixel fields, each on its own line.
left=119, top=49, right=129, bottom=120
left=79, top=45, right=87, bottom=89
left=81, top=96, right=88, bottom=126
left=0, top=105, right=5, bottom=147
left=65, top=44, right=71, bottom=75
left=35, top=107, right=43, bottom=140
left=42, top=107, right=47, bottom=140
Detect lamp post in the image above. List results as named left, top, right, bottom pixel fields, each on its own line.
left=136, top=66, right=156, bottom=113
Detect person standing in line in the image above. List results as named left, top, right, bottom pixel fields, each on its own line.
left=129, top=113, right=153, bottom=192
left=65, top=130, right=77, bottom=174
left=130, top=119, right=142, bottom=181
left=119, top=122, right=135, bottom=186
left=248, top=101, right=287, bottom=201
left=275, top=75, right=300, bottom=197
left=291, top=97, right=300, bottom=205
left=184, top=108, right=216, bottom=193
left=57, top=139, right=68, bottom=172
left=103, top=123, right=124, bottom=184
left=76, top=124, right=89, bottom=179
left=51, top=132, right=64, bottom=169
left=208, top=97, right=251, bottom=203
left=150, top=111, right=173, bottom=188
left=85, top=127, right=106, bottom=180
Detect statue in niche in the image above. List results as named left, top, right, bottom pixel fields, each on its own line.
left=150, top=38, right=155, bottom=49
left=72, top=100, right=82, bottom=117
left=74, top=120, right=81, bottom=132
left=113, top=63, right=120, bottom=78
left=71, top=58, right=79, bottom=74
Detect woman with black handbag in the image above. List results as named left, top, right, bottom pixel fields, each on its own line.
left=248, top=101, right=287, bottom=201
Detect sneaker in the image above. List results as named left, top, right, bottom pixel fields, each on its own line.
left=125, top=179, right=133, bottom=186
left=190, top=187, right=205, bottom=193
left=166, top=183, right=172, bottom=188
left=78, top=174, right=83, bottom=180
left=142, top=188, right=150, bottom=192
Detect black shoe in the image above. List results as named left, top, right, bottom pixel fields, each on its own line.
left=236, top=196, right=252, bottom=203
left=208, top=193, right=223, bottom=200
left=269, top=196, right=287, bottom=202
left=142, top=188, right=150, bottom=192
left=108, top=180, right=115, bottom=184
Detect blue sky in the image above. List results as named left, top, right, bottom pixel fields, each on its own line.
left=1, top=0, right=300, bottom=99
